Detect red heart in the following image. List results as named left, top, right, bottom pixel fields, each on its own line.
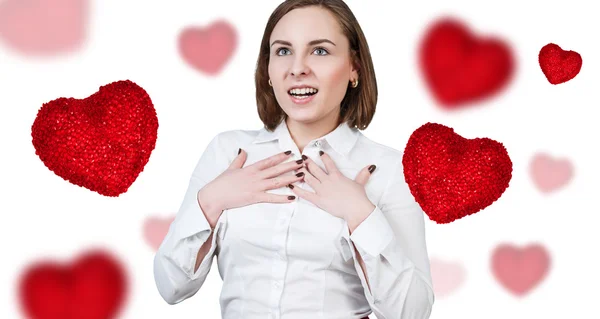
left=0, top=0, right=88, bottom=56
left=402, top=123, right=512, bottom=223
left=143, top=215, right=175, bottom=251
left=491, top=243, right=550, bottom=296
left=538, top=43, right=582, bottom=84
left=18, top=250, right=128, bottom=319
left=31, top=80, right=159, bottom=197
left=418, top=17, right=514, bottom=108
left=179, top=20, right=237, bottom=75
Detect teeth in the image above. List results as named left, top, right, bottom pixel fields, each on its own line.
left=288, top=87, right=318, bottom=95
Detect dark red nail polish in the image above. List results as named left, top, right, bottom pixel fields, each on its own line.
left=319, top=150, right=324, bottom=156
left=288, top=195, right=295, bottom=200
left=296, top=172, right=304, bottom=177
left=287, top=184, right=294, bottom=189
left=296, top=159, right=303, bottom=164
left=284, top=150, right=292, bottom=155
left=368, top=164, right=376, bottom=174
left=302, top=155, right=308, bottom=160
left=238, top=148, right=241, bottom=155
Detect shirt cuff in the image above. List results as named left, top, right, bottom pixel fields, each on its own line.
left=173, top=190, right=213, bottom=242
left=348, top=205, right=394, bottom=258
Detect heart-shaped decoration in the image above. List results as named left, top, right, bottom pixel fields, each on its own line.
left=31, top=80, right=159, bottom=197
left=179, top=19, right=237, bottom=75
left=402, top=122, right=512, bottom=224
left=418, top=17, right=514, bottom=108
left=18, top=250, right=128, bottom=319
left=538, top=43, right=582, bottom=84
left=0, top=0, right=88, bottom=55
left=491, top=243, right=550, bottom=296
left=529, top=152, right=573, bottom=193
left=430, top=258, right=466, bottom=297
left=143, top=215, right=175, bottom=251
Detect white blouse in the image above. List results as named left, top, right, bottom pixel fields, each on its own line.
left=153, top=119, right=435, bottom=319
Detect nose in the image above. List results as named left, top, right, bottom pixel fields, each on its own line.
left=289, top=55, right=310, bottom=77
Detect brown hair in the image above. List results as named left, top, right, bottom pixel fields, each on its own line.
left=255, top=0, right=377, bottom=131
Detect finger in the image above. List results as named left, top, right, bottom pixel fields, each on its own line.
left=259, top=157, right=304, bottom=179
left=260, top=170, right=306, bottom=191
left=318, top=151, right=340, bottom=176
left=256, top=192, right=297, bottom=204
left=247, top=150, right=293, bottom=171
left=355, top=164, right=376, bottom=186
left=301, top=154, right=328, bottom=181
left=296, top=166, right=321, bottom=191
left=287, top=183, right=318, bottom=204
left=228, top=148, right=247, bottom=170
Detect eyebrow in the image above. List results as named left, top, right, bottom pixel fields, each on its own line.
left=270, top=39, right=336, bottom=48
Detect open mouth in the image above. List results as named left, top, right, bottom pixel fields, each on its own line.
left=287, top=88, right=318, bottom=99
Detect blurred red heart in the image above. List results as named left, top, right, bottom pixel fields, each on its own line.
left=31, top=80, right=158, bottom=197
left=179, top=19, right=237, bottom=75
left=402, top=123, right=512, bottom=223
left=18, top=250, right=128, bottom=319
left=0, top=0, right=88, bottom=55
left=538, top=43, right=582, bottom=84
left=491, top=243, right=550, bottom=296
left=144, top=215, right=175, bottom=251
left=419, top=17, right=514, bottom=108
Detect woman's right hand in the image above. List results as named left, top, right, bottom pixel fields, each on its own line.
left=197, top=149, right=305, bottom=225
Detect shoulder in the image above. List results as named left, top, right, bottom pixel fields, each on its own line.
left=354, top=132, right=404, bottom=168
left=207, top=127, right=263, bottom=150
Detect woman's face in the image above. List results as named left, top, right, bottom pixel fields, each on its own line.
left=268, top=6, right=358, bottom=125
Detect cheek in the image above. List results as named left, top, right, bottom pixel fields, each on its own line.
left=321, top=65, right=350, bottom=100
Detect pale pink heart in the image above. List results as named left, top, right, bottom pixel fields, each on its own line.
left=491, top=243, right=551, bottom=296
left=430, top=258, right=465, bottom=297
left=143, top=216, right=175, bottom=251
left=0, top=0, right=88, bottom=55
left=529, top=153, right=573, bottom=193
left=178, top=20, right=237, bottom=75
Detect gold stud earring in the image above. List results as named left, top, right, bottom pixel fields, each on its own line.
left=268, top=79, right=272, bottom=86
left=351, top=79, right=359, bottom=88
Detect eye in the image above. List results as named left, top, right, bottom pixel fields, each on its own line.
left=276, top=47, right=290, bottom=56
left=313, top=47, right=329, bottom=56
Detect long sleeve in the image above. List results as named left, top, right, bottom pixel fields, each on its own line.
left=153, top=133, right=231, bottom=305
left=341, top=157, right=435, bottom=319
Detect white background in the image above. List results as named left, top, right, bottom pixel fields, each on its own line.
left=1, top=0, right=599, bottom=318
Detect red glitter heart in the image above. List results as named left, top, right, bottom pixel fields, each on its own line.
left=31, top=80, right=158, bottom=197
left=418, top=17, right=514, bottom=108
left=402, top=123, right=512, bottom=224
left=18, top=250, right=128, bottom=319
left=538, top=43, right=582, bottom=84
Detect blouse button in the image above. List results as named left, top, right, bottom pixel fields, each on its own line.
left=313, top=140, right=322, bottom=147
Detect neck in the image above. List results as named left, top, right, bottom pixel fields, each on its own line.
left=286, top=111, right=341, bottom=153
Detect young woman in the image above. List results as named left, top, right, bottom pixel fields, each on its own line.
left=154, top=0, right=435, bottom=318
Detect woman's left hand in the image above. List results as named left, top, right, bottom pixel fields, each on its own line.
left=288, top=151, right=376, bottom=224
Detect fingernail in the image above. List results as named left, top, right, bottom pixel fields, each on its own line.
left=296, top=172, right=304, bottom=177
left=319, top=150, right=324, bottom=156
left=302, top=155, right=308, bottom=160
left=284, top=150, right=292, bottom=155
left=287, top=184, right=294, bottom=189
left=296, top=159, right=303, bottom=164
left=238, top=148, right=241, bottom=155
left=288, top=195, right=296, bottom=200
left=368, top=164, right=376, bottom=174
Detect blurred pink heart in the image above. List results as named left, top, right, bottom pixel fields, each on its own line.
left=143, top=216, right=175, bottom=251
left=178, top=20, right=237, bottom=75
left=430, top=258, right=465, bottom=297
left=0, top=0, right=88, bottom=55
left=491, top=243, right=550, bottom=296
left=529, top=153, right=573, bottom=193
